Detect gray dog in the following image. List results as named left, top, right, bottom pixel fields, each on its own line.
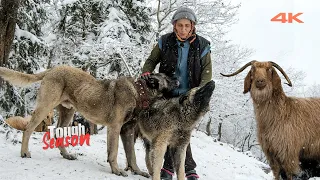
left=122, top=80, right=215, bottom=180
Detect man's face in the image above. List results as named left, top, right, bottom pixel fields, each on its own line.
left=175, top=18, right=192, bottom=39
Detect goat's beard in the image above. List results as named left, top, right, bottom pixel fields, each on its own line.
left=250, top=85, right=273, bottom=104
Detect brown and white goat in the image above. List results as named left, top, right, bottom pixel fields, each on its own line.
left=220, top=60, right=320, bottom=180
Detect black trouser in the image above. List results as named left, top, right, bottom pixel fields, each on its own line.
left=162, top=143, right=197, bottom=173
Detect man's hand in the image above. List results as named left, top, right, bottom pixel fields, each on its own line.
left=140, top=72, right=151, bottom=80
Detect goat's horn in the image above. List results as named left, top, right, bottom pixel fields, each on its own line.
left=220, top=60, right=256, bottom=77
left=270, top=61, right=292, bottom=87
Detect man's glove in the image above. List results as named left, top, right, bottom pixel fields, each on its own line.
left=140, top=72, right=151, bottom=80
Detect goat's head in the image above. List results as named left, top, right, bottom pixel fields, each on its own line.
left=220, top=60, right=292, bottom=102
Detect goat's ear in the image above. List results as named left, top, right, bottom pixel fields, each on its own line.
left=243, top=71, right=251, bottom=94
left=271, top=68, right=282, bottom=91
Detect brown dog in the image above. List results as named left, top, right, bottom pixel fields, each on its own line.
left=0, top=66, right=178, bottom=177
left=5, top=110, right=53, bottom=132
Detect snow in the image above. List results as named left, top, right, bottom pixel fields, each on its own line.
left=15, top=24, right=42, bottom=44
left=0, top=121, right=276, bottom=180
left=58, top=0, right=79, bottom=6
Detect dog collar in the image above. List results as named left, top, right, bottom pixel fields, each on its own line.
left=134, top=79, right=150, bottom=109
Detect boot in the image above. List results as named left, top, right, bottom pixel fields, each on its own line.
left=186, top=169, right=199, bottom=180
left=160, top=168, right=173, bottom=180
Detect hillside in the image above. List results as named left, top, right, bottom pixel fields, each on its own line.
left=0, top=119, right=275, bottom=180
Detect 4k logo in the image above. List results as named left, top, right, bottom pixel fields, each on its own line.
left=271, top=13, right=304, bottom=23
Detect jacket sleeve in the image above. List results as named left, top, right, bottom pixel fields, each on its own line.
left=141, top=43, right=161, bottom=73
left=199, top=52, right=213, bottom=86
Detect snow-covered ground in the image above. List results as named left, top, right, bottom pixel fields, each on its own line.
left=0, top=120, right=274, bottom=180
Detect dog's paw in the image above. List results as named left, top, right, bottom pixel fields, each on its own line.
left=134, top=170, right=150, bottom=178
left=62, top=153, right=77, bottom=160
left=124, top=166, right=131, bottom=171
left=125, top=166, right=150, bottom=178
left=112, top=169, right=128, bottom=177
left=21, top=151, right=31, bottom=158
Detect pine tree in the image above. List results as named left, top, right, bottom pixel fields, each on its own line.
left=0, top=0, right=152, bottom=117
left=0, top=0, right=51, bottom=117
left=52, top=0, right=152, bottom=78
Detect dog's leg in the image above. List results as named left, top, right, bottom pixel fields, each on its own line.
left=120, top=121, right=150, bottom=178
left=151, top=135, right=169, bottom=180
left=21, top=80, right=62, bottom=158
left=107, top=107, right=129, bottom=177
left=172, top=143, right=188, bottom=180
left=56, top=105, right=77, bottom=160
left=144, top=138, right=153, bottom=176
left=121, top=121, right=138, bottom=171
left=107, top=123, right=127, bottom=176
left=21, top=107, right=53, bottom=158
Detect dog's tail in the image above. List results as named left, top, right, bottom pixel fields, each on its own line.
left=0, top=67, right=50, bottom=87
left=5, top=116, right=31, bottom=131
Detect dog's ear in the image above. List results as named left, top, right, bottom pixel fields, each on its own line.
left=243, top=71, right=252, bottom=94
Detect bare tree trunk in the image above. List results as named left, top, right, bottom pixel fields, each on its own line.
left=206, top=117, right=212, bottom=136
left=217, top=121, right=222, bottom=141
left=154, top=0, right=176, bottom=41
left=0, top=0, right=20, bottom=66
left=46, top=49, right=54, bottom=69
left=156, top=0, right=161, bottom=40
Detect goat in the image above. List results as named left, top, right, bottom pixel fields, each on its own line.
left=220, top=60, right=320, bottom=180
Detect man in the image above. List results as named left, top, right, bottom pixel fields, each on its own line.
left=141, top=6, right=212, bottom=180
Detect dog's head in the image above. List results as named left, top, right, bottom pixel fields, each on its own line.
left=179, top=80, right=215, bottom=113
left=143, top=73, right=180, bottom=94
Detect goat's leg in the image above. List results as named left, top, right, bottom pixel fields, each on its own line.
left=279, top=168, right=288, bottom=180
left=281, top=156, right=301, bottom=180
left=267, top=156, right=281, bottom=180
